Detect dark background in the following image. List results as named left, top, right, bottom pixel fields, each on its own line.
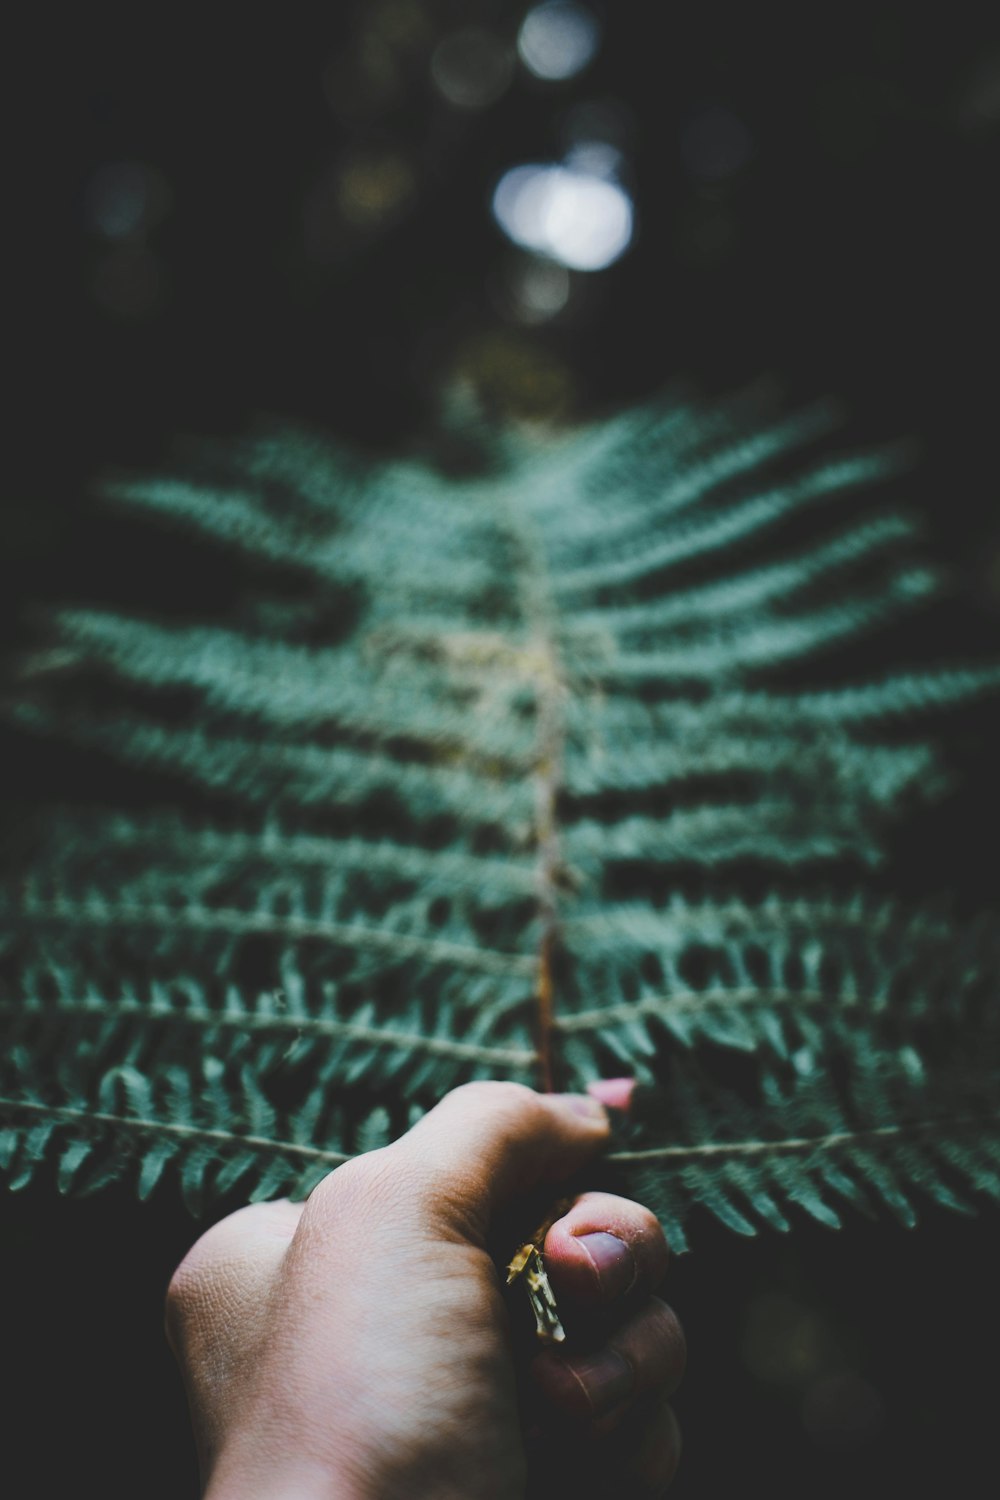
left=4, top=2, right=1000, bottom=1494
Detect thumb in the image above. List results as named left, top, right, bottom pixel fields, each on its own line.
left=392, top=1081, right=610, bottom=1237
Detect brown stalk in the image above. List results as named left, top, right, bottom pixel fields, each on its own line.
left=531, top=653, right=564, bottom=1094
left=493, top=489, right=570, bottom=1093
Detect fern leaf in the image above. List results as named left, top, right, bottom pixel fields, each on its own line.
left=2, top=387, right=999, bottom=1244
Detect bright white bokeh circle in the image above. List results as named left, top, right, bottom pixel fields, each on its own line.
left=492, top=163, right=633, bottom=271
left=517, top=3, right=601, bottom=82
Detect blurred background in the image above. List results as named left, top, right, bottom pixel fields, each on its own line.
left=4, top=2, right=1000, bottom=1494
left=8, top=1, right=1000, bottom=609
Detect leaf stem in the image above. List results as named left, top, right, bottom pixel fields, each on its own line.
left=607, top=1111, right=1000, bottom=1163
left=503, top=488, right=568, bottom=1093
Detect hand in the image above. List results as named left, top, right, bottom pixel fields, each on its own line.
left=165, top=1081, right=686, bottom=1499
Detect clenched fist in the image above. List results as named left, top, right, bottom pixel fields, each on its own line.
left=166, top=1081, right=686, bottom=1499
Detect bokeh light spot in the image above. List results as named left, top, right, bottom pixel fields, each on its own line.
left=337, top=150, right=416, bottom=228
left=302, top=149, right=417, bottom=262
left=518, top=3, right=601, bottom=82
left=451, top=330, right=574, bottom=422
left=495, top=251, right=571, bottom=324
left=85, top=162, right=169, bottom=239
left=431, top=27, right=514, bottom=110
left=492, top=163, right=633, bottom=271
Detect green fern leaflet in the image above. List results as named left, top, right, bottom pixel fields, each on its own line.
left=2, top=389, right=999, bottom=1250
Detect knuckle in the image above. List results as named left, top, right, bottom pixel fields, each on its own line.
left=164, top=1230, right=214, bottom=1316
left=163, top=1206, right=266, bottom=1328
left=305, top=1150, right=376, bottom=1209
left=163, top=1243, right=209, bottom=1343
left=303, top=1147, right=413, bottom=1228
left=435, top=1080, right=548, bottom=1148
left=448, top=1080, right=538, bottom=1115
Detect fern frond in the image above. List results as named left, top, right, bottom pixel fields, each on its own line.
left=564, top=803, right=891, bottom=869
left=561, top=510, right=919, bottom=639
left=3, top=387, right=998, bottom=1244
left=549, top=450, right=906, bottom=597
left=572, top=567, right=937, bottom=681
left=611, top=1046, right=1000, bottom=1252
left=0, top=1050, right=356, bottom=1211
left=44, top=812, right=539, bottom=893
left=6, top=702, right=535, bottom=831
left=564, top=733, right=936, bottom=800
left=543, top=401, right=843, bottom=547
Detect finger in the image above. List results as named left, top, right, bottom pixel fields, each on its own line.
left=388, top=1081, right=610, bottom=1236
left=585, top=1077, right=637, bottom=1113
left=543, top=1190, right=669, bottom=1310
left=530, top=1296, right=686, bottom=1426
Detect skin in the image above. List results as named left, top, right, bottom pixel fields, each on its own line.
left=166, top=1081, right=686, bottom=1499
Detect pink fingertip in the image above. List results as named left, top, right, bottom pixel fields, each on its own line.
left=586, top=1077, right=636, bottom=1113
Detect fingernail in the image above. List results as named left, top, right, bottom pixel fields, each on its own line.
left=576, top=1231, right=636, bottom=1299
left=550, top=1093, right=608, bottom=1124
left=571, top=1347, right=634, bottom=1417
left=586, top=1077, right=636, bottom=1113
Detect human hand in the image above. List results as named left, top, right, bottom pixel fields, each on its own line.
left=165, top=1081, right=686, bottom=1499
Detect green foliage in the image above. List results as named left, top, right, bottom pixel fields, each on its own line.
left=2, top=389, right=999, bottom=1249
